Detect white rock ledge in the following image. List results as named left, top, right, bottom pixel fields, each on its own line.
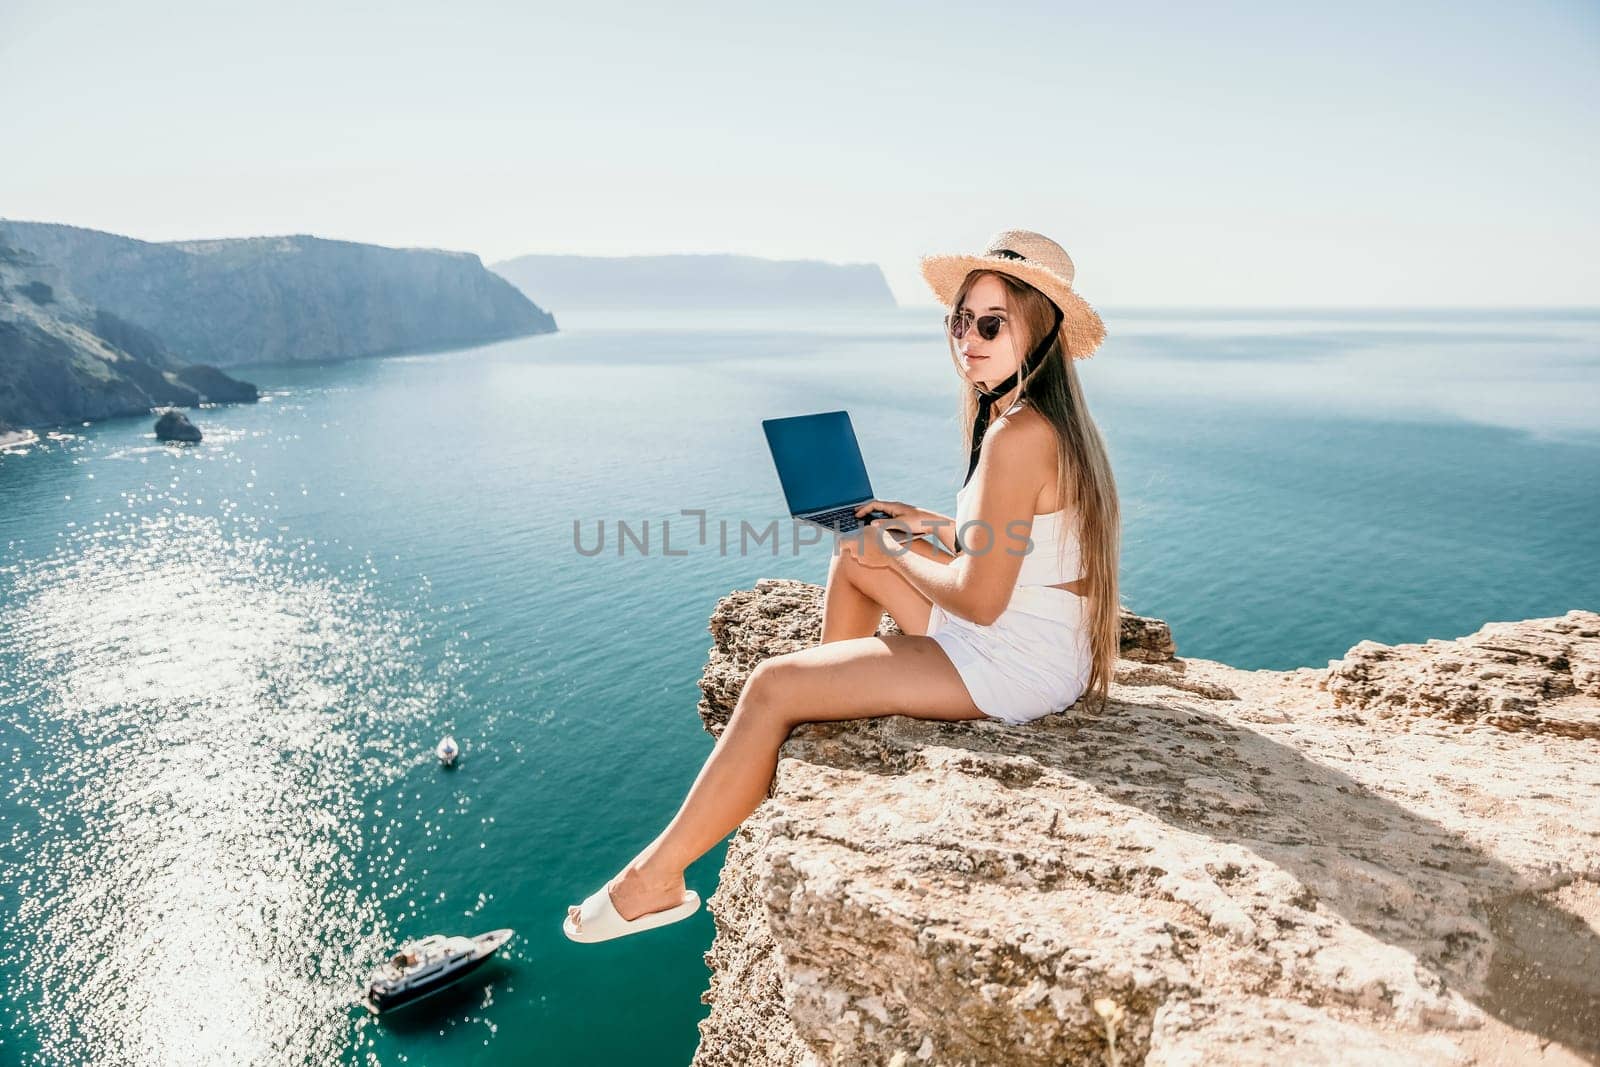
left=691, top=580, right=1600, bottom=1066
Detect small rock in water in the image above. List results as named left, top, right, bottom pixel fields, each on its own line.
left=154, top=409, right=202, bottom=443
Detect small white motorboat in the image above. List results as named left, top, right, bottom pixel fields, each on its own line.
left=435, top=735, right=459, bottom=765
left=365, top=928, right=514, bottom=1013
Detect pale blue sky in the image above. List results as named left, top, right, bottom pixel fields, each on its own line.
left=2, top=0, right=1596, bottom=306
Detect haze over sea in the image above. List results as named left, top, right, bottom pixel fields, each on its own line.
left=2, top=305, right=1597, bottom=1065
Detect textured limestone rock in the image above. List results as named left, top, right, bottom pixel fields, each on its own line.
left=692, top=581, right=1600, bottom=1066
left=1324, top=612, right=1600, bottom=739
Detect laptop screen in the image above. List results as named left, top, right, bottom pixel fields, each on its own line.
left=762, top=410, right=874, bottom=516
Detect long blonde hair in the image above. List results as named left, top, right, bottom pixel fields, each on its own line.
left=945, top=270, right=1123, bottom=712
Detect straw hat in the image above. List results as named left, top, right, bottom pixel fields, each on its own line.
left=920, top=229, right=1106, bottom=359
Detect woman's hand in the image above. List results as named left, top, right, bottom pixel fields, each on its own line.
left=853, top=499, right=938, bottom=537
left=837, top=518, right=912, bottom=569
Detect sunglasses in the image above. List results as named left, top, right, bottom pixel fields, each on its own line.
left=944, top=309, right=1006, bottom=342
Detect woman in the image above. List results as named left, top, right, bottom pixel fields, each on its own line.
left=565, top=229, right=1122, bottom=943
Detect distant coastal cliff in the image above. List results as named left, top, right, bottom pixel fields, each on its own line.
left=0, top=241, right=258, bottom=430
left=492, top=252, right=896, bottom=310
left=0, top=220, right=557, bottom=368
left=693, top=580, right=1600, bottom=1065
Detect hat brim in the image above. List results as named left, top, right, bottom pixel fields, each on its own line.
left=920, top=253, right=1107, bottom=359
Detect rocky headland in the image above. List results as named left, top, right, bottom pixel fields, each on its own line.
left=492, top=252, right=896, bottom=310
left=0, top=220, right=557, bottom=367
left=692, top=579, right=1600, bottom=1065
left=0, top=241, right=258, bottom=430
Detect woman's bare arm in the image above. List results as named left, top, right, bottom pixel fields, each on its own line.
left=880, top=418, right=1050, bottom=625
left=919, top=509, right=959, bottom=555
left=854, top=498, right=959, bottom=554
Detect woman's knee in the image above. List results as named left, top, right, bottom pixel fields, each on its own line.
left=744, top=655, right=792, bottom=700
left=825, top=548, right=857, bottom=587
left=736, top=656, right=802, bottom=723
left=835, top=546, right=889, bottom=585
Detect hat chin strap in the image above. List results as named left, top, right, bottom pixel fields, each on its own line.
left=963, top=305, right=1063, bottom=488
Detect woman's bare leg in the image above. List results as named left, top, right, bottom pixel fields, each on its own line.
left=820, top=550, right=887, bottom=641
left=820, top=539, right=950, bottom=643
left=567, top=634, right=986, bottom=930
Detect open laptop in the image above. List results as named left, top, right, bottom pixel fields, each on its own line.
left=762, top=410, right=895, bottom=535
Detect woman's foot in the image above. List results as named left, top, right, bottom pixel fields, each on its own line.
left=566, top=862, right=687, bottom=933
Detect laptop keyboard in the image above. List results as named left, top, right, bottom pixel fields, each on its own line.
left=806, top=504, right=866, bottom=532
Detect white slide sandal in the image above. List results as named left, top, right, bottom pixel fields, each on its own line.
left=562, top=884, right=702, bottom=943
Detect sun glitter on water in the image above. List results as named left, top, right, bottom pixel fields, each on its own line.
left=0, top=507, right=465, bottom=1065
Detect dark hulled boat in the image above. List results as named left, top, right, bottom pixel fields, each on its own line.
left=365, top=928, right=514, bottom=1013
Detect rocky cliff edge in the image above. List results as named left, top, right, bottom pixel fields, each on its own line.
left=691, top=579, right=1600, bottom=1066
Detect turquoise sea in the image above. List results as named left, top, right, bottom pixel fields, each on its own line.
left=2, top=306, right=1597, bottom=1065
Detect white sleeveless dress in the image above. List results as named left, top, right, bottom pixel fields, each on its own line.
left=924, top=478, right=1095, bottom=726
